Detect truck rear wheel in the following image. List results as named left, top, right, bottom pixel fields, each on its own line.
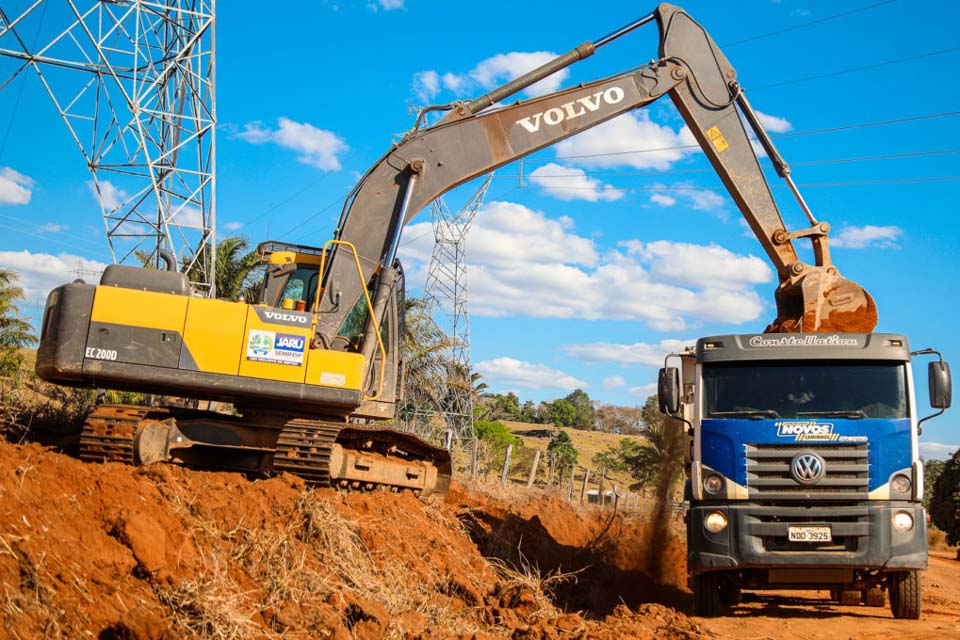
left=888, top=570, right=922, bottom=620
left=693, top=572, right=724, bottom=616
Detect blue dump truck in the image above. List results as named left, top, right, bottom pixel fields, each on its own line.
left=658, top=333, right=951, bottom=619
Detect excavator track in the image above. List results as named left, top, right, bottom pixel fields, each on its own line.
left=76, top=405, right=452, bottom=497
left=79, top=404, right=167, bottom=465
left=275, top=419, right=452, bottom=497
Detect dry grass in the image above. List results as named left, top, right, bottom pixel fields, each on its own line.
left=155, top=555, right=261, bottom=640
left=0, top=535, right=65, bottom=639
left=488, top=547, right=581, bottom=622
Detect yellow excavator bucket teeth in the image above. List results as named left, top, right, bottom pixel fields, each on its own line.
left=768, top=269, right=878, bottom=334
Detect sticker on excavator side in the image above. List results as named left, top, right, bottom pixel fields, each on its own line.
left=706, top=126, right=729, bottom=153
left=245, top=330, right=305, bottom=366
left=320, top=372, right=347, bottom=387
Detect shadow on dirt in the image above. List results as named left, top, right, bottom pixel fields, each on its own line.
left=728, top=593, right=891, bottom=619
left=459, top=506, right=691, bottom=618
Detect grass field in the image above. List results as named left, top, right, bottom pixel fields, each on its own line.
left=501, top=420, right=643, bottom=488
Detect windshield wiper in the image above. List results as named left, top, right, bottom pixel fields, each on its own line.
left=710, top=409, right=781, bottom=419
left=795, top=410, right=867, bottom=419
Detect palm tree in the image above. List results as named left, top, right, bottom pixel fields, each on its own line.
left=0, top=270, right=37, bottom=380
left=400, top=297, right=455, bottom=412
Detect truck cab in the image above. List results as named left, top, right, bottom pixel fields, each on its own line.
left=659, top=333, right=951, bottom=618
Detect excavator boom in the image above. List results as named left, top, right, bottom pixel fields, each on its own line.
left=317, top=3, right=876, bottom=351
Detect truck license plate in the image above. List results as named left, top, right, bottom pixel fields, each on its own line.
left=788, top=526, right=832, bottom=542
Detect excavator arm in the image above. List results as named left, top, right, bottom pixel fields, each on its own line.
left=316, top=3, right=877, bottom=357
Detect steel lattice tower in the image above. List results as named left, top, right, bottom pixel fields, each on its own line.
left=421, top=173, right=493, bottom=448
left=0, top=1, right=217, bottom=293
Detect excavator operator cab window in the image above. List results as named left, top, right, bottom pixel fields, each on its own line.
left=260, top=263, right=320, bottom=311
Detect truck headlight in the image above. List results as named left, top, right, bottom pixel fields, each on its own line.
left=704, top=511, right=728, bottom=533
left=892, top=511, right=914, bottom=532
left=891, top=474, right=911, bottom=494
left=703, top=474, right=724, bottom=495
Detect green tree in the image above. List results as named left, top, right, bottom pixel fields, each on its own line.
left=549, top=399, right=576, bottom=427
left=0, top=270, right=36, bottom=381
left=400, top=297, right=454, bottom=411
left=592, top=438, right=641, bottom=475
left=930, top=448, right=960, bottom=545
left=475, top=419, right=521, bottom=452
left=564, top=388, right=595, bottom=430
left=924, top=458, right=946, bottom=508
left=547, top=429, right=578, bottom=468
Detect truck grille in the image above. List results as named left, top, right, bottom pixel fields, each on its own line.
left=744, top=443, right=869, bottom=500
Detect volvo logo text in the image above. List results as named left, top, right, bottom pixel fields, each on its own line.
left=515, top=86, right=626, bottom=133
left=791, top=452, right=825, bottom=485
left=264, top=311, right=308, bottom=324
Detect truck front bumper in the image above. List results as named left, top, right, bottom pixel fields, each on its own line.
left=687, top=502, right=926, bottom=575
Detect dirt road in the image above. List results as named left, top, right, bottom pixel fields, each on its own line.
left=693, top=551, right=960, bottom=640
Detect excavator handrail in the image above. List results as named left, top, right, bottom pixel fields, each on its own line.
left=316, top=239, right=388, bottom=401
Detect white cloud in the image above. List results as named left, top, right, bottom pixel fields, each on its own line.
left=0, top=250, right=108, bottom=302
left=87, top=179, right=128, bottom=212
left=38, top=223, right=65, bottom=233
left=602, top=375, right=626, bottom=391
left=223, top=221, right=244, bottom=231
left=527, top=163, right=623, bottom=202
left=621, top=240, right=772, bottom=290
left=554, top=111, right=694, bottom=170
left=831, top=225, right=902, bottom=249
left=375, top=0, right=404, bottom=9
left=563, top=338, right=693, bottom=367
left=234, top=117, right=348, bottom=171
left=919, top=441, right=959, bottom=460
left=756, top=110, right=793, bottom=133
left=412, top=70, right=440, bottom=102
left=172, top=204, right=204, bottom=229
left=398, top=200, right=772, bottom=330
left=648, top=184, right=726, bottom=214
left=416, top=51, right=568, bottom=101
left=0, top=167, right=34, bottom=205
left=474, top=357, right=586, bottom=392
left=628, top=383, right=658, bottom=399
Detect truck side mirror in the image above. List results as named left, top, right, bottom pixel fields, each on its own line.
left=658, top=367, right=680, bottom=415
left=929, top=361, right=952, bottom=409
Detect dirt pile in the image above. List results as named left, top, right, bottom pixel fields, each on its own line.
left=0, top=439, right=699, bottom=639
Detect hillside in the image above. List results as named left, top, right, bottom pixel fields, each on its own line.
left=503, top=420, right=644, bottom=488
left=0, top=438, right=695, bottom=639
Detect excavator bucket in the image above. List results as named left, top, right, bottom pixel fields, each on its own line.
left=767, top=267, right=878, bottom=334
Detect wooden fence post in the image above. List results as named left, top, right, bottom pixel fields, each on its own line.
left=527, top=450, right=541, bottom=488
left=598, top=472, right=606, bottom=507
left=612, top=484, right=619, bottom=512
left=580, top=468, right=590, bottom=504
left=500, top=444, right=513, bottom=485
left=567, top=466, right=576, bottom=501
left=547, top=452, right=557, bottom=487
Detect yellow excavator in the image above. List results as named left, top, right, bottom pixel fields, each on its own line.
left=35, top=4, right=877, bottom=495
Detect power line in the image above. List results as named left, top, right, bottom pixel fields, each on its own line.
left=527, top=110, right=960, bottom=164
left=500, top=149, right=960, bottom=179
left=519, top=175, right=960, bottom=192
left=752, top=46, right=960, bottom=91
left=721, top=0, right=898, bottom=48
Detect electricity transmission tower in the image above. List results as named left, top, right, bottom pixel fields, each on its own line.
left=0, top=1, right=217, bottom=293
left=421, top=173, right=493, bottom=448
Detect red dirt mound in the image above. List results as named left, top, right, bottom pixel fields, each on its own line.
left=0, top=439, right=700, bottom=639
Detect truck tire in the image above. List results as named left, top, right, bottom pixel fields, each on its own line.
left=693, top=572, right=725, bottom=616
left=888, top=570, right=922, bottom=620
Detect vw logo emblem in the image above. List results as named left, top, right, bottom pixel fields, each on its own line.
left=791, top=452, right=825, bottom=485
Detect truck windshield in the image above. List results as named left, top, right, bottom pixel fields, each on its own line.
left=703, top=361, right=908, bottom=419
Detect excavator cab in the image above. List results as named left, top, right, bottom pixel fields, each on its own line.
left=255, top=241, right=325, bottom=311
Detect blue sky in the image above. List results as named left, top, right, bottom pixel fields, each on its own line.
left=1, top=0, right=958, bottom=457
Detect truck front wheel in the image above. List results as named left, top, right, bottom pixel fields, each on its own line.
left=888, top=570, right=922, bottom=620
left=693, top=572, right=725, bottom=616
